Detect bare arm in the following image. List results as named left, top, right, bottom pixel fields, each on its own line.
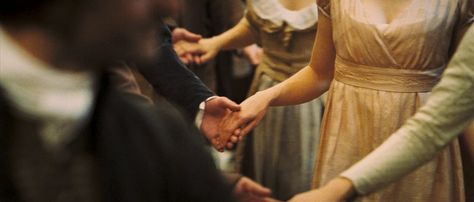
left=256, top=13, right=335, bottom=106
left=219, top=13, right=337, bottom=148
left=199, top=18, right=257, bottom=62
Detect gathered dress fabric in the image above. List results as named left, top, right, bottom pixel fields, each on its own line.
left=236, top=0, right=324, bottom=200
left=313, top=0, right=473, bottom=201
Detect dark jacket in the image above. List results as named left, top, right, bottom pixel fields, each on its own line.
left=138, top=25, right=214, bottom=119
left=0, top=75, right=235, bottom=202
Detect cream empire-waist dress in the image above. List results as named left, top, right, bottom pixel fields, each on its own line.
left=313, top=0, right=473, bottom=201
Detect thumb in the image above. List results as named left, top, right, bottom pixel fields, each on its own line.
left=183, top=29, right=202, bottom=42
left=239, top=110, right=266, bottom=137
left=199, top=50, right=217, bottom=64
left=244, top=180, right=272, bottom=197
left=218, top=97, right=241, bottom=111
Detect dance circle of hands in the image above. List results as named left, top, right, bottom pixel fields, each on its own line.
left=172, top=28, right=354, bottom=202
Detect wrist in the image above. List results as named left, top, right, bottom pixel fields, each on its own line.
left=208, top=36, right=225, bottom=51
left=323, top=177, right=356, bottom=200
left=258, top=87, right=281, bottom=106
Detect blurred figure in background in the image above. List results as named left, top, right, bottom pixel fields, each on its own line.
left=0, top=0, right=237, bottom=201
left=107, top=22, right=278, bottom=202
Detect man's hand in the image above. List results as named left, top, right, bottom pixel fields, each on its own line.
left=201, top=96, right=240, bottom=151
left=234, top=177, right=280, bottom=202
left=172, top=28, right=201, bottom=43
left=219, top=91, right=273, bottom=149
left=172, top=28, right=203, bottom=64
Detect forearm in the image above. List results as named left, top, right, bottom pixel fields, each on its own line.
left=260, top=66, right=331, bottom=106
left=211, top=18, right=257, bottom=51
left=260, top=14, right=335, bottom=106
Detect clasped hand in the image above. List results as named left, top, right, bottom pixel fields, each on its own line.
left=216, top=91, right=272, bottom=151
left=172, top=28, right=267, bottom=151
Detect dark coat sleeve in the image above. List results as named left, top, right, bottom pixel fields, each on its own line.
left=138, top=24, right=214, bottom=119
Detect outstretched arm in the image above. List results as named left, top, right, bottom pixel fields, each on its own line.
left=219, top=13, right=336, bottom=147
left=139, top=24, right=243, bottom=151
left=178, top=18, right=257, bottom=65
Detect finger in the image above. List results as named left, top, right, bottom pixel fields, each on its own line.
left=211, top=138, right=224, bottom=151
left=193, top=55, right=201, bottom=64
left=195, top=56, right=202, bottom=65
left=174, top=45, right=185, bottom=55
left=234, top=128, right=242, bottom=136
left=183, top=44, right=206, bottom=55
left=219, top=113, right=252, bottom=146
left=226, top=142, right=234, bottom=149
left=183, top=29, right=202, bottom=42
left=218, top=97, right=241, bottom=111
left=179, top=57, right=189, bottom=64
left=185, top=54, right=194, bottom=64
left=200, top=52, right=215, bottom=64
left=247, top=183, right=272, bottom=197
left=239, top=116, right=263, bottom=137
left=230, top=135, right=239, bottom=143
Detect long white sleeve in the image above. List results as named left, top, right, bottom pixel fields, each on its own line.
left=340, top=26, right=474, bottom=194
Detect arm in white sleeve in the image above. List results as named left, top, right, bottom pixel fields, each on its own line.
left=340, top=26, right=474, bottom=195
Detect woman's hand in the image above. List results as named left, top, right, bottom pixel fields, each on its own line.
left=173, top=37, right=223, bottom=65
left=218, top=90, right=275, bottom=149
left=196, top=37, right=224, bottom=64
left=289, top=178, right=356, bottom=202
left=173, top=40, right=203, bottom=64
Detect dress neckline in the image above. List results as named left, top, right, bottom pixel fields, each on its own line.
left=357, top=0, right=417, bottom=25
left=251, top=0, right=318, bottom=30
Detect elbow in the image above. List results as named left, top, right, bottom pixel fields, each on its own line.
left=319, top=78, right=332, bottom=92
left=314, top=72, right=333, bottom=94
left=309, top=63, right=334, bottom=94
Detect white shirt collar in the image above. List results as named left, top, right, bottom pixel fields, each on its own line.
left=0, top=27, right=96, bottom=150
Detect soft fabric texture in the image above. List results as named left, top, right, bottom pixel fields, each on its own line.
left=251, top=0, right=318, bottom=30
left=340, top=25, right=474, bottom=195
left=312, top=0, right=473, bottom=201
left=236, top=0, right=323, bottom=200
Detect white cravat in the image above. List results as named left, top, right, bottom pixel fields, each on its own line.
left=0, top=28, right=96, bottom=151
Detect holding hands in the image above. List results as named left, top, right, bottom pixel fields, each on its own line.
left=201, top=78, right=272, bottom=151
left=218, top=91, right=274, bottom=149
left=289, top=178, right=356, bottom=202
left=172, top=28, right=266, bottom=150
left=173, top=35, right=221, bottom=65
left=234, top=177, right=282, bottom=202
